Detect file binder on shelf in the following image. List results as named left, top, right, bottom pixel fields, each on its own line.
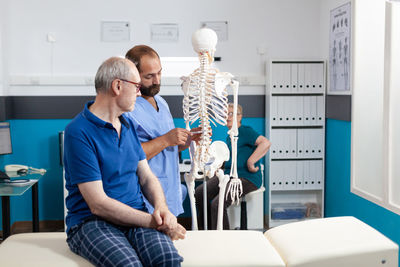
left=267, top=60, right=326, bottom=228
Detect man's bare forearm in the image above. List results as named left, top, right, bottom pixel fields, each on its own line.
left=141, top=136, right=169, bottom=160
left=78, top=181, right=158, bottom=228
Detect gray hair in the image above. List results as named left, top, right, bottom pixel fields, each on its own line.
left=94, top=57, right=133, bottom=94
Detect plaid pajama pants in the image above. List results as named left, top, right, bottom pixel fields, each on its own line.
left=67, top=217, right=183, bottom=267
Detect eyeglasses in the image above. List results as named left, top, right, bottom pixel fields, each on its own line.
left=119, top=78, right=141, bottom=92
left=228, top=112, right=242, bottom=117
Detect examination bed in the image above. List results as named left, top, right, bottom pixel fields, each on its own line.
left=0, top=216, right=397, bottom=266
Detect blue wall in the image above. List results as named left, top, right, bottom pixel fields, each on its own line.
left=0, top=118, right=265, bottom=229
left=325, top=119, right=400, bottom=251
left=0, top=119, right=70, bottom=229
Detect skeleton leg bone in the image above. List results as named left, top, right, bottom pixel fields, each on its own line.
left=184, top=172, right=198, bottom=230
left=216, top=169, right=230, bottom=230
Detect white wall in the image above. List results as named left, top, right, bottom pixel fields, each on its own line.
left=319, top=0, right=351, bottom=60
left=2, top=0, right=324, bottom=96
left=0, top=1, right=5, bottom=96
left=0, top=28, right=3, bottom=96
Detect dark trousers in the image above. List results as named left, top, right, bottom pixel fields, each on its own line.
left=194, top=176, right=257, bottom=230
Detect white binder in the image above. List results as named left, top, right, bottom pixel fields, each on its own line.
left=304, top=64, right=313, bottom=93
left=271, top=64, right=280, bottom=93
left=310, top=96, right=317, bottom=125
left=277, top=96, right=284, bottom=126
left=297, top=128, right=304, bottom=158
left=290, top=64, right=298, bottom=93
left=284, top=130, right=292, bottom=159
left=271, top=96, right=278, bottom=126
left=303, top=96, right=311, bottom=125
left=316, top=96, right=324, bottom=125
left=298, top=64, right=305, bottom=93
left=317, top=63, right=325, bottom=93
left=316, top=128, right=325, bottom=158
left=289, top=129, right=297, bottom=158
left=287, top=161, right=297, bottom=190
left=296, top=160, right=304, bottom=189
left=310, top=64, right=319, bottom=93
left=283, top=97, right=290, bottom=125
left=282, top=63, right=291, bottom=93
left=277, top=161, right=284, bottom=190
left=288, top=96, right=295, bottom=126
left=270, top=161, right=279, bottom=190
left=276, top=130, right=285, bottom=159
left=287, top=96, right=297, bottom=126
left=296, top=96, right=304, bottom=126
left=316, top=160, right=324, bottom=189
left=270, top=129, right=278, bottom=158
left=303, top=129, right=311, bottom=158
left=310, top=129, right=320, bottom=158
left=303, top=161, right=312, bottom=189
left=309, top=160, right=317, bottom=189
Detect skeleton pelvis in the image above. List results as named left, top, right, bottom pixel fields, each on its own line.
left=191, top=141, right=230, bottom=179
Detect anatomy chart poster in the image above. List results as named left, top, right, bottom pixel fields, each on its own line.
left=329, top=2, right=351, bottom=94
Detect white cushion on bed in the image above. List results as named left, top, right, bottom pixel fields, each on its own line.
left=264, top=216, right=398, bottom=267
left=0, top=232, right=93, bottom=267
left=174, top=230, right=285, bottom=267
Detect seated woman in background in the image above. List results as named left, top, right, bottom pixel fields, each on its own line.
left=195, top=103, right=271, bottom=230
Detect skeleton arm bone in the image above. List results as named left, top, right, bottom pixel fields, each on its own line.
left=228, top=80, right=239, bottom=178
left=226, top=79, right=243, bottom=205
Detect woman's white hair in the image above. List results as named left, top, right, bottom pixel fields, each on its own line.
left=228, top=103, right=243, bottom=115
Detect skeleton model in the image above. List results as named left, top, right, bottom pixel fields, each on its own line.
left=181, top=28, right=242, bottom=230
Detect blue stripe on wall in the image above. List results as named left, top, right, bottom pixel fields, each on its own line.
left=0, top=118, right=266, bottom=228
left=0, top=119, right=70, bottom=229
left=325, top=119, right=400, bottom=257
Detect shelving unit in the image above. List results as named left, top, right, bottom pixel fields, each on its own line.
left=266, top=60, right=326, bottom=228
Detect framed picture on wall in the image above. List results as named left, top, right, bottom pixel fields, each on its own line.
left=328, top=2, right=351, bottom=95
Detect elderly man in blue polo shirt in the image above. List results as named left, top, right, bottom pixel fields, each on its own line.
left=64, top=57, right=185, bottom=267
left=125, top=45, right=201, bottom=217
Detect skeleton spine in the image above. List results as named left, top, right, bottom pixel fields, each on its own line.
left=197, top=52, right=212, bottom=168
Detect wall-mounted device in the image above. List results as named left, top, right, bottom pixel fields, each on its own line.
left=0, top=122, right=12, bottom=155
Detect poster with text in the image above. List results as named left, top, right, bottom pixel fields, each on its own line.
left=329, top=2, right=351, bottom=95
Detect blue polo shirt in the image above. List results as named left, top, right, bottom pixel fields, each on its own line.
left=64, top=101, right=146, bottom=232
left=126, top=95, right=183, bottom=216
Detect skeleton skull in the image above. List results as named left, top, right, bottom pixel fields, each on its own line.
left=191, top=28, right=218, bottom=62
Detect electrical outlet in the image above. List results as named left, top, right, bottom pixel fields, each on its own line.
left=240, top=76, right=250, bottom=85
left=85, top=77, right=94, bottom=85
left=47, top=33, right=56, bottom=43
left=30, top=77, right=40, bottom=85
left=256, top=45, right=267, bottom=55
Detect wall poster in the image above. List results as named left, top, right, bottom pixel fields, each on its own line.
left=329, top=2, right=351, bottom=95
